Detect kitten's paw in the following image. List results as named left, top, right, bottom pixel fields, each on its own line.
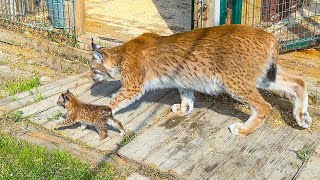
left=119, top=131, right=126, bottom=137
left=80, top=124, right=87, bottom=131
left=228, top=123, right=248, bottom=136
left=296, top=112, right=312, bottom=128
left=99, top=134, right=108, bottom=141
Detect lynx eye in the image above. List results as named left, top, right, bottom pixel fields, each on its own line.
left=93, top=51, right=103, bottom=63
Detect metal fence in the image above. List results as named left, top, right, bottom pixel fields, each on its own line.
left=0, top=0, right=76, bottom=45
left=193, top=0, right=320, bottom=52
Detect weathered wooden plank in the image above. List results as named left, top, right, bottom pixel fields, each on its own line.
left=182, top=121, right=265, bottom=180
left=212, top=128, right=294, bottom=179
left=124, top=90, right=180, bottom=132
left=0, top=76, right=90, bottom=113
left=115, top=90, right=172, bottom=125
left=0, top=74, right=85, bottom=106
left=143, top=103, right=237, bottom=170
left=167, top=113, right=245, bottom=177
left=266, top=132, right=319, bottom=180
left=118, top=93, right=214, bottom=162
left=18, top=129, right=108, bottom=165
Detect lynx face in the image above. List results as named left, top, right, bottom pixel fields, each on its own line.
left=91, top=40, right=119, bottom=82
left=57, top=90, right=73, bottom=108
left=90, top=64, right=110, bottom=82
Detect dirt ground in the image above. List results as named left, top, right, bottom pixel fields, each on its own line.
left=83, top=0, right=191, bottom=43
left=0, top=43, right=85, bottom=98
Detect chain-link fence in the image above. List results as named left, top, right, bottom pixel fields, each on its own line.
left=0, top=0, right=76, bottom=45
left=239, top=0, right=319, bottom=52
left=193, top=0, right=319, bottom=52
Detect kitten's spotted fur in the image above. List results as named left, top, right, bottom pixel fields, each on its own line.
left=91, top=24, right=311, bottom=136
left=56, top=90, right=126, bottom=140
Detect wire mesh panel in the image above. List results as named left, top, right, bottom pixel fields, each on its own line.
left=192, top=0, right=319, bottom=52
left=235, top=0, right=319, bottom=52
left=0, top=0, right=76, bottom=45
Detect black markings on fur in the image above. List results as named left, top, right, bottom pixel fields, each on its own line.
left=266, top=63, right=277, bottom=82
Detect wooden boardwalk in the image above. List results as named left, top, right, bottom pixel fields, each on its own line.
left=0, top=73, right=319, bottom=179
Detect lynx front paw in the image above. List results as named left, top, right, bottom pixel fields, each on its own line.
left=296, top=112, right=312, bottom=128
left=171, top=104, right=190, bottom=116
left=228, top=123, right=251, bottom=136
left=171, top=104, right=182, bottom=115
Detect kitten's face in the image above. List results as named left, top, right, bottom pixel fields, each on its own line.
left=57, top=90, right=73, bottom=108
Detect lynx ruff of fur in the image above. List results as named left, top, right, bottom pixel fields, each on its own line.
left=56, top=90, right=126, bottom=140
left=91, top=24, right=312, bottom=136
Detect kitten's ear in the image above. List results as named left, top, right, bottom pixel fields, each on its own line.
left=91, top=38, right=101, bottom=51
left=66, top=89, right=70, bottom=94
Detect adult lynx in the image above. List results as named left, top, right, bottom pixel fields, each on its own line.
left=91, top=24, right=311, bottom=135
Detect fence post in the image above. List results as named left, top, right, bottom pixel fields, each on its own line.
left=231, top=0, right=242, bottom=24
left=206, top=0, right=216, bottom=27
left=75, top=0, right=85, bottom=35
left=219, top=0, right=227, bottom=25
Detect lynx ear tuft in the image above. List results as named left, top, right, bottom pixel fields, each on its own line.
left=91, top=38, right=101, bottom=51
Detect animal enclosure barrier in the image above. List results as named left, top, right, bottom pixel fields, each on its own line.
left=0, top=0, right=81, bottom=45
left=193, top=0, right=320, bottom=52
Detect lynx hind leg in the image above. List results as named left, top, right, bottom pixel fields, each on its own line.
left=172, top=88, right=195, bottom=116
left=264, top=69, right=311, bottom=128
left=228, top=88, right=272, bottom=136
left=95, top=123, right=108, bottom=141
left=106, top=117, right=126, bottom=136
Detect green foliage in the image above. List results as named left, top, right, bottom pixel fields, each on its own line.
left=0, top=134, right=93, bottom=179
left=47, top=111, right=63, bottom=121
left=33, top=92, right=44, bottom=102
left=4, top=77, right=41, bottom=96
left=297, top=145, right=314, bottom=162
left=118, top=132, right=137, bottom=147
left=91, top=163, right=118, bottom=180
left=8, top=111, right=23, bottom=122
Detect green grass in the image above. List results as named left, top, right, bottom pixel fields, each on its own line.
left=0, top=134, right=92, bottom=179
left=47, top=111, right=63, bottom=121
left=33, top=92, right=44, bottom=102
left=118, top=132, right=137, bottom=147
left=0, top=134, right=118, bottom=179
left=297, top=144, right=314, bottom=162
left=8, top=111, right=23, bottom=122
left=4, top=77, right=41, bottom=96
left=92, top=163, right=119, bottom=180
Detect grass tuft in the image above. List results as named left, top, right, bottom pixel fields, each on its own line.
left=4, top=77, right=41, bottom=96
left=118, top=132, right=137, bottom=147
left=297, top=145, right=314, bottom=162
left=8, top=111, right=23, bottom=122
left=47, top=111, right=63, bottom=121
left=33, top=91, right=44, bottom=102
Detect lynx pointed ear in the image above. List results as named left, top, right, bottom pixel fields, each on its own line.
left=91, top=38, right=101, bottom=51
left=66, top=89, right=70, bottom=93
